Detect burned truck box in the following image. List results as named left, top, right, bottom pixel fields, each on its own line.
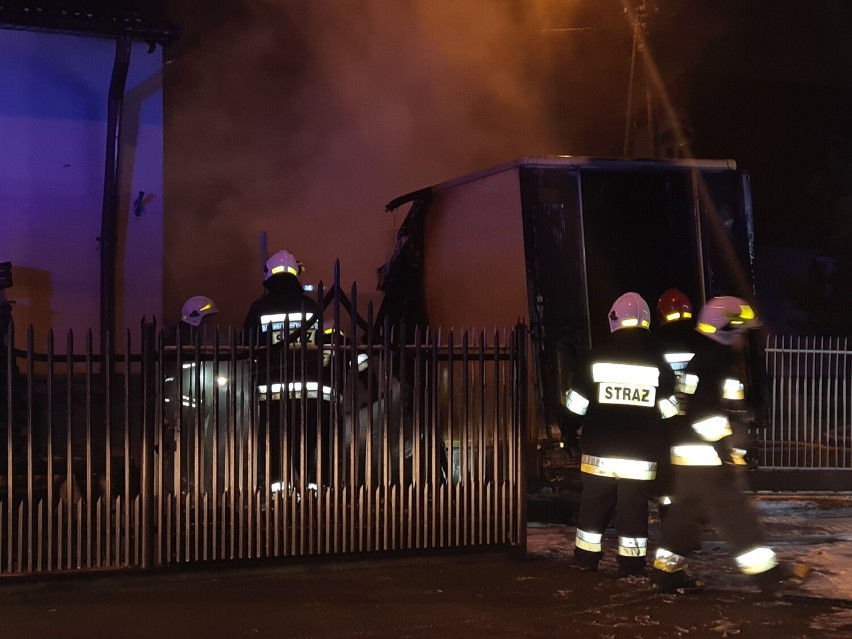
left=378, top=156, right=758, bottom=487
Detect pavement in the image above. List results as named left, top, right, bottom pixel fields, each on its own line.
left=3, top=546, right=852, bottom=639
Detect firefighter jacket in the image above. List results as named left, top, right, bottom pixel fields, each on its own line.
left=565, top=329, right=677, bottom=480
left=652, top=319, right=701, bottom=380
left=652, top=319, right=702, bottom=469
left=243, top=273, right=326, bottom=400
left=243, top=274, right=320, bottom=341
left=670, top=334, right=748, bottom=466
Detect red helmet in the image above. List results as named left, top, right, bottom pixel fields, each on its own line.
left=657, top=288, right=693, bottom=325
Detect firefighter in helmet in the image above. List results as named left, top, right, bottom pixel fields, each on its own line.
left=163, top=295, right=221, bottom=495
left=651, top=296, right=806, bottom=595
left=652, top=288, right=700, bottom=517
left=565, top=292, right=678, bottom=577
left=243, top=249, right=320, bottom=340
left=243, top=249, right=326, bottom=492
left=654, top=289, right=697, bottom=376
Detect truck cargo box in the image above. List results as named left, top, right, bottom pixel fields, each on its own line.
left=378, top=156, right=758, bottom=485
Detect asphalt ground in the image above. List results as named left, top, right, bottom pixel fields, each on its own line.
left=2, top=550, right=852, bottom=639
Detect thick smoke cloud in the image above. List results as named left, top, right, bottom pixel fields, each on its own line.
left=164, top=0, right=629, bottom=329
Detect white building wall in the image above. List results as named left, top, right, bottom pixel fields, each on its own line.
left=0, top=28, right=163, bottom=350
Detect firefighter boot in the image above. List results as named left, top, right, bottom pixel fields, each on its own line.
left=572, top=547, right=602, bottom=572
left=753, top=562, right=810, bottom=598
left=650, top=568, right=705, bottom=594
left=617, top=556, right=647, bottom=578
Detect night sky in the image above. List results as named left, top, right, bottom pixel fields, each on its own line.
left=146, top=0, right=852, bottom=332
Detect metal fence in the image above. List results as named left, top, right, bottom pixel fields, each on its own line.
left=0, top=295, right=527, bottom=576
left=6, top=322, right=849, bottom=575
left=760, top=335, right=851, bottom=470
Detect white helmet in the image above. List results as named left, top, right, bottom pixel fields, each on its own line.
left=264, top=249, right=301, bottom=281
left=696, top=296, right=760, bottom=346
left=608, top=292, right=651, bottom=333
left=181, top=295, right=218, bottom=327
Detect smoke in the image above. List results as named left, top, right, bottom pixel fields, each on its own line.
left=164, top=0, right=625, bottom=329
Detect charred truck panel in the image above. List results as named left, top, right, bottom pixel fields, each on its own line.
left=378, top=157, right=758, bottom=488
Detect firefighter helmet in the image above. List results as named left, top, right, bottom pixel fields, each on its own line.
left=608, top=292, right=651, bottom=333
left=657, top=288, right=693, bottom=325
left=181, top=295, right=219, bottom=327
left=696, top=296, right=760, bottom=346
left=264, top=249, right=303, bottom=281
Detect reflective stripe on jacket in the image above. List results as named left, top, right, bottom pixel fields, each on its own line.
left=580, top=454, right=656, bottom=480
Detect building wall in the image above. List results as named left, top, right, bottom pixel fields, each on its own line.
left=0, top=28, right=164, bottom=350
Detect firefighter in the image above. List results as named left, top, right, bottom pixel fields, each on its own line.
left=652, top=289, right=699, bottom=517
left=243, top=249, right=326, bottom=491
left=243, top=249, right=320, bottom=340
left=565, top=292, right=678, bottom=577
left=163, top=295, right=221, bottom=496
left=654, top=289, right=697, bottom=376
left=650, top=296, right=806, bottom=596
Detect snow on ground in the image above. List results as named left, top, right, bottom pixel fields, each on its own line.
left=527, top=492, right=852, bottom=601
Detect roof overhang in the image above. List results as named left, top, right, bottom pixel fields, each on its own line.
left=0, top=4, right=180, bottom=47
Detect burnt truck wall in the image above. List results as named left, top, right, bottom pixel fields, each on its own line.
left=415, top=167, right=544, bottom=447
left=420, top=168, right=530, bottom=331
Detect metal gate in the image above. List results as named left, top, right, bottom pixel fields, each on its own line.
left=754, top=335, right=852, bottom=490
left=0, top=290, right=527, bottom=575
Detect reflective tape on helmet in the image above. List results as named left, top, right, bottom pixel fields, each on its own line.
left=691, top=415, right=733, bottom=442
left=670, top=444, right=723, bottom=466
left=618, top=536, right=648, bottom=557
left=575, top=529, right=603, bottom=553
left=735, top=546, right=778, bottom=575
left=565, top=389, right=590, bottom=415
left=270, top=264, right=299, bottom=276
left=663, top=311, right=692, bottom=323
left=580, top=454, right=656, bottom=480
left=653, top=548, right=688, bottom=573
left=723, top=377, right=745, bottom=400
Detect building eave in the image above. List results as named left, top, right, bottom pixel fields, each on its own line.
left=0, top=5, right=180, bottom=47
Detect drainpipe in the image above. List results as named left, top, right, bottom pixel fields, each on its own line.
left=99, top=35, right=132, bottom=359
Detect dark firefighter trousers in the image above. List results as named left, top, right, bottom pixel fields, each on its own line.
left=574, top=472, right=650, bottom=574
left=659, top=463, right=768, bottom=558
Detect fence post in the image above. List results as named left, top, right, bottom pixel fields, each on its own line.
left=140, top=320, right=156, bottom=568
left=512, top=324, right=528, bottom=555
